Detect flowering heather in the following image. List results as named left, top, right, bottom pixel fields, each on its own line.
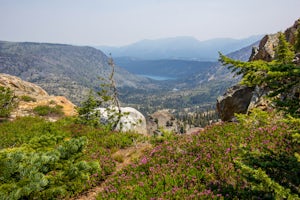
left=98, top=110, right=300, bottom=199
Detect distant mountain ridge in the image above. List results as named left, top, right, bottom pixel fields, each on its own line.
left=0, top=41, right=149, bottom=104
left=97, top=35, right=263, bottom=61
left=182, top=40, right=260, bottom=88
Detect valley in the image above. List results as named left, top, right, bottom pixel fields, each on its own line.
left=0, top=36, right=260, bottom=118
left=0, top=3, right=299, bottom=198
left=116, top=39, right=259, bottom=118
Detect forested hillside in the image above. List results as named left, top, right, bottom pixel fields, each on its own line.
left=115, top=58, right=216, bottom=79
left=0, top=41, right=149, bottom=104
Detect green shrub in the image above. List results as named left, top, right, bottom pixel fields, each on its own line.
left=0, top=135, right=101, bottom=199
left=20, top=95, right=36, bottom=102
left=76, top=91, right=101, bottom=127
left=0, top=116, right=147, bottom=199
left=49, top=100, right=56, bottom=104
left=33, top=105, right=64, bottom=116
left=0, top=86, right=16, bottom=118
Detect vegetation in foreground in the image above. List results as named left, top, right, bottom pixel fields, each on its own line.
left=97, top=109, right=299, bottom=199
left=0, top=117, right=145, bottom=199
left=0, top=108, right=299, bottom=199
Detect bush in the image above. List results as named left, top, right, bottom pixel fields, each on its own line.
left=33, top=105, right=64, bottom=117
left=20, top=95, right=36, bottom=102
left=0, top=135, right=101, bottom=199
left=0, top=116, right=146, bottom=199
left=0, top=86, right=16, bottom=118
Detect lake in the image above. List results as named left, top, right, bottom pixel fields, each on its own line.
left=138, top=74, right=176, bottom=81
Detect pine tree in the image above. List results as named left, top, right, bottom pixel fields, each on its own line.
left=0, top=86, right=16, bottom=119
left=295, top=26, right=300, bottom=53
left=77, top=55, right=124, bottom=129
left=77, top=90, right=101, bottom=126
left=275, top=32, right=295, bottom=64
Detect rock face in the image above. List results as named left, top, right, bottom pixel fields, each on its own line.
left=250, top=19, right=300, bottom=61
left=0, top=73, right=77, bottom=119
left=247, top=86, right=271, bottom=111
left=216, top=85, right=254, bottom=121
left=249, top=34, right=280, bottom=62
left=96, top=107, right=147, bottom=135
left=0, top=73, right=48, bottom=97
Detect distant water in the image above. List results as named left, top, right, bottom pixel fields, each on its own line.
left=138, top=74, right=176, bottom=81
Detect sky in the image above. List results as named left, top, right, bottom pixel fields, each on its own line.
left=0, top=0, right=299, bottom=46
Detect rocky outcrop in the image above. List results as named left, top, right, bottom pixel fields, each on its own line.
left=147, top=109, right=178, bottom=134
left=249, top=34, right=280, bottom=61
left=247, top=86, right=271, bottom=111
left=250, top=19, right=300, bottom=61
left=0, top=73, right=77, bottom=120
left=216, top=85, right=254, bottom=121
left=96, top=107, right=147, bottom=135
left=0, top=73, right=48, bottom=97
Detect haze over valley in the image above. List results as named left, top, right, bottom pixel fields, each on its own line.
left=1, top=1, right=300, bottom=199
left=0, top=34, right=260, bottom=115
left=1, top=0, right=298, bottom=115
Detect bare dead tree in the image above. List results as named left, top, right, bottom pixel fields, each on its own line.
left=107, top=54, right=122, bottom=130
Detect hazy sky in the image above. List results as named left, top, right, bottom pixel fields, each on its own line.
left=0, top=0, right=299, bottom=46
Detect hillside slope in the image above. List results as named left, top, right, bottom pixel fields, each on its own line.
left=0, top=41, right=149, bottom=104
left=182, top=40, right=260, bottom=88
left=115, top=58, right=216, bottom=78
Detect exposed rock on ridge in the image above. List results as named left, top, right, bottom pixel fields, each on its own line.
left=0, top=73, right=48, bottom=97
left=250, top=19, right=300, bottom=61
left=0, top=73, right=77, bottom=120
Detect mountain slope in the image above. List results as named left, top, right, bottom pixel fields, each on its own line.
left=98, top=35, right=263, bottom=60
left=181, top=40, right=260, bottom=88
left=115, top=58, right=216, bottom=78
left=0, top=41, right=149, bottom=104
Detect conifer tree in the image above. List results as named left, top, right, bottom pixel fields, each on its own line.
left=77, top=90, right=101, bottom=126
left=77, top=54, right=123, bottom=130
left=275, top=32, right=295, bottom=64
left=0, top=86, right=16, bottom=119
left=295, top=26, right=300, bottom=53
